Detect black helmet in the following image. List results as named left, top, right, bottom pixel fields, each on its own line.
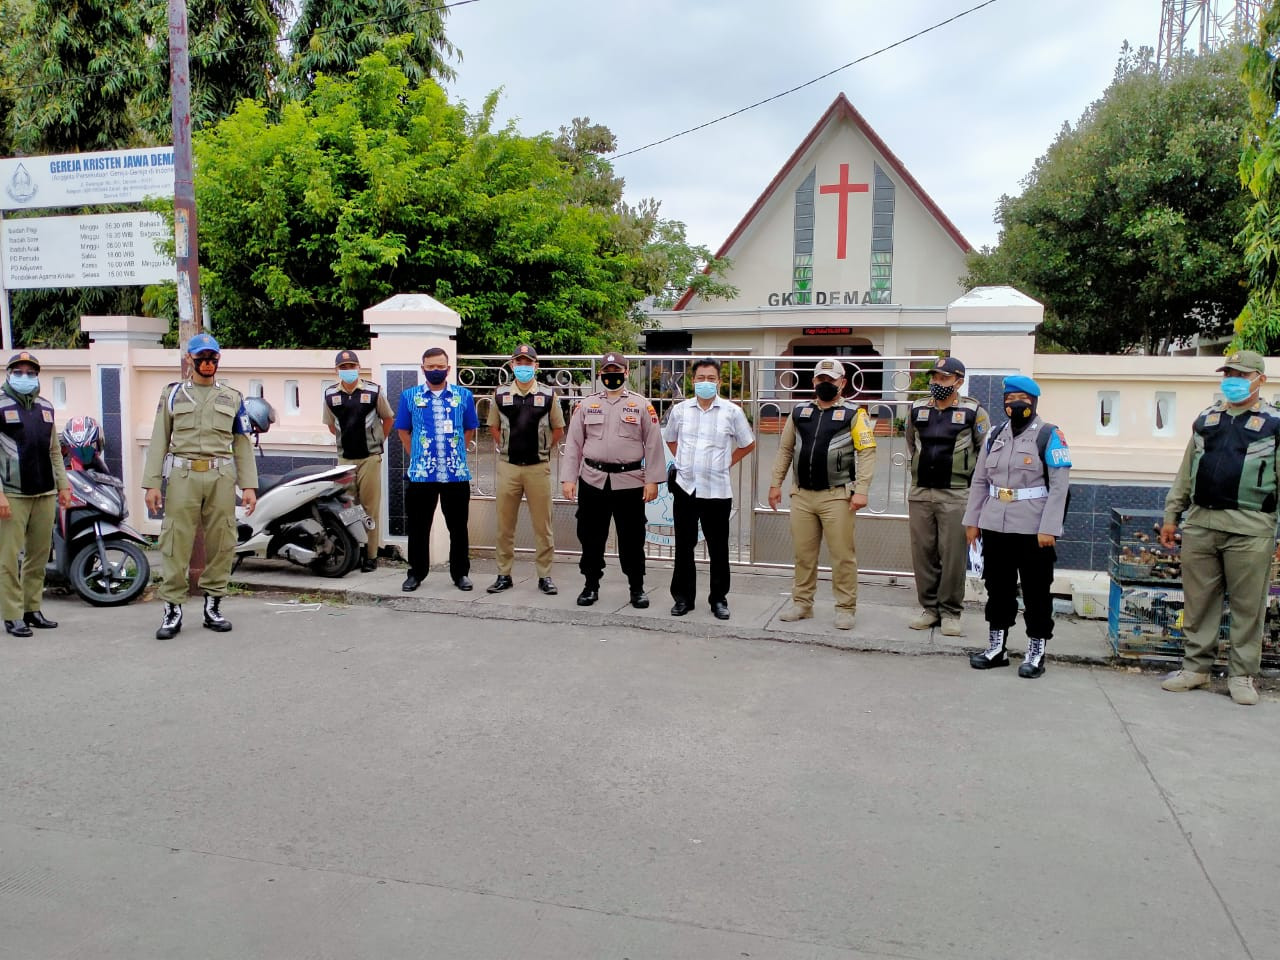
left=243, top=397, right=276, bottom=434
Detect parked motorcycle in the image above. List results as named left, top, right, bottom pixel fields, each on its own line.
left=234, top=398, right=372, bottom=578
left=47, top=460, right=152, bottom=607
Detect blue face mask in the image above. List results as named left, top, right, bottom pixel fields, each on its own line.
left=1221, top=376, right=1254, bottom=404
left=8, top=373, right=38, bottom=395
left=693, top=381, right=718, bottom=400
left=338, top=368, right=359, bottom=385
left=512, top=365, right=536, bottom=384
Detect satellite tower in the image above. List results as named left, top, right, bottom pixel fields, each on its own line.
left=1157, top=1, right=1266, bottom=66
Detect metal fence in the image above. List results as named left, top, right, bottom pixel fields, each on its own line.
left=458, top=353, right=944, bottom=577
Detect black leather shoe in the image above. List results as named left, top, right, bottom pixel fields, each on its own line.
left=537, top=577, right=558, bottom=595
left=577, top=585, right=599, bottom=606
left=23, top=611, right=57, bottom=629
left=710, top=602, right=730, bottom=621
left=630, top=590, right=649, bottom=609
left=454, top=576, right=474, bottom=591
left=360, top=557, right=378, bottom=573
left=402, top=575, right=422, bottom=592
left=487, top=575, right=514, bottom=593
left=5, top=619, right=32, bottom=637
left=670, top=599, right=692, bottom=617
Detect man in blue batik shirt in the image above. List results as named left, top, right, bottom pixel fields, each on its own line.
left=395, top=346, right=478, bottom=593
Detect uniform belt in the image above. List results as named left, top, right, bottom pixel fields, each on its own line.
left=585, top=457, right=643, bottom=473
left=173, top=455, right=231, bottom=472
left=989, top=483, right=1048, bottom=502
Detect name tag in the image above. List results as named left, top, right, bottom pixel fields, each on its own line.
left=533, top=394, right=546, bottom=407
left=500, top=394, right=513, bottom=406
left=916, top=408, right=930, bottom=421
left=329, top=394, right=342, bottom=406
left=3, top=410, right=17, bottom=423
left=1247, top=416, right=1264, bottom=432
left=1205, top=412, right=1221, bottom=426
left=951, top=411, right=967, bottom=424
left=41, top=410, right=53, bottom=423
left=441, top=420, right=454, bottom=434
left=584, top=411, right=605, bottom=423
left=832, top=409, right=846, bottom=421
left=360, top=393, right=371, bottom=404
left=798, top=407, right=813, bottom=418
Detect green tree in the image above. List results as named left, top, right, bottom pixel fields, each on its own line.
left=9, top=0, right=149, bottom=153
left=288, top=0, right=457, bottom=94
left=137, top=0, right=291, bottom=138
left=1235, top=1, right=1280, bottom=351
left=192, top=49, right=729, bottom=353
left=964, top=44, right=1250, bottom=354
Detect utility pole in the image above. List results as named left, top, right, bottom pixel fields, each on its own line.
left=168, top=0, right=206, bottom=589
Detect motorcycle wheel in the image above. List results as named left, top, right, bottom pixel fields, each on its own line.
left=69, top=539, right=151, bottom=607
left=308, top=512, right=359, bottom=578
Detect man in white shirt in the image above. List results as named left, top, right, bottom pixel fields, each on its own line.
left=663, top=358, right=755, bottom=620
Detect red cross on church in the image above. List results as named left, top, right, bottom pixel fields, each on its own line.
left=819, top=163, right=869, bottom=260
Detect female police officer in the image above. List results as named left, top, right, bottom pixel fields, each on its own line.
left=963, top=375, right=1070, bottom=678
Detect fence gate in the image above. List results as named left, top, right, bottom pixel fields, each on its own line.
left=457, top=353, right=939, bottom=578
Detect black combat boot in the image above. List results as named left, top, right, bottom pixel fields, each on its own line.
left=156, top=603, right=183, bottom=640
left=969, top=627, right=1009, bottom=669
left=1018, top=637, right=1047, bottom=678
left=202, top=594, right=232, bottom=632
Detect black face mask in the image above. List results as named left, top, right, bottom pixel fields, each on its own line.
left=814, top=381, right=840, bottom=402
left=929, top=383, right=955, bottom=402
left=1005, top=400, right=1035, bottom=432
left=601, top=372, right=627, bottom=391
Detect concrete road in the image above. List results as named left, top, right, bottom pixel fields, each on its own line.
left=1, top=593, right=1276, bottom=960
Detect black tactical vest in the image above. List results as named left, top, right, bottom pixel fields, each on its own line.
left=910, top=398, right=981, bottom=489
left=1191, top=401, right=1280, bottom=512
left=324, top=383, right=382, bottom=460
left=495, top=385, right=554, bottom=466
left=0, top=389, right=56, bottom=495
left=792, top=402, right=856, bottom=490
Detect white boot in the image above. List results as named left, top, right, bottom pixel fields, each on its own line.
left=969, top=627, right=1008, bottom=669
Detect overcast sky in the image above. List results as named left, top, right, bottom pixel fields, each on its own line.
left=441, top=0, right=1158, bottom=253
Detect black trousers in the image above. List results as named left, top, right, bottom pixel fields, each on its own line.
left=981, top=529, right=1056, bottom=640
left=576, top=477, right=646, bottom=590
left=405, top=481, right=470, bottom=581
left=670, top=478, right=731, bottom=605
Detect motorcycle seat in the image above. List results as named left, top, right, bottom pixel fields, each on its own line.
left=254, top=464, right=346, bottom=496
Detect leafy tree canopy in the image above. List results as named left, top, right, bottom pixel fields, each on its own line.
left=1235, top=0, right=1280, bottom=352
left=194, top=48, right=733, bottom=353
left=964, top=44, right=1250, bottom=354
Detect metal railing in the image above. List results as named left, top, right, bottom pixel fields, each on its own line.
left=457, top=353, right=943, bottom=577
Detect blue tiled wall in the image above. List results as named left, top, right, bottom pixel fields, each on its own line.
left=386, top=369, right=416, bottom=537
left=99, top=366, right=123, bottom=479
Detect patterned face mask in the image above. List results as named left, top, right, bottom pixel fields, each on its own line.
left=929, top=383, right=955, bottom=402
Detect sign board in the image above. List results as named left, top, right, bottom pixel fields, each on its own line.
left=1, top=147, right=175, bottom=211
left=2, top=212, right=174, bottom=289
left=802, top=326, right=854, bottom=336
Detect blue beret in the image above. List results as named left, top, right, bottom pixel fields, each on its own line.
left=1002, top=375, right=1040, bottom=398
left=187, top=333, right=221, bottom=355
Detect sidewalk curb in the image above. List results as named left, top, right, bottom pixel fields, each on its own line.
left=230, top=576, right=1121, bottom=668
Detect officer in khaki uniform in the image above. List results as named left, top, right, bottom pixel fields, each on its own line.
left=768, top=356, right=878, bottom=630
left=323, top=349, right=394, bottom=572
left=143, top=334, right=258, bottom=640
left=486, top=344, right=565, bottom=595
left=561, top=351, right=667, bottom=608
left=905, top=356, right=990, bottom=637
left=1160, top=350, right=1280, bottom=706
left=0, top=351, right=71, bottom=637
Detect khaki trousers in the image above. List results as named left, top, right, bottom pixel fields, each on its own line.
left=158, top=466, right=238, bottom=604
left=1179, top=525, right=1273, bottom=677
left=341, top=454, right=382, bottom=559
left=0, top=492, right=56, bottom=619
left=789, top=486, right=857, bottom=612
left=908, top=487, right=969, bottom=618
left=495, top=460, right=555, bottom=577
